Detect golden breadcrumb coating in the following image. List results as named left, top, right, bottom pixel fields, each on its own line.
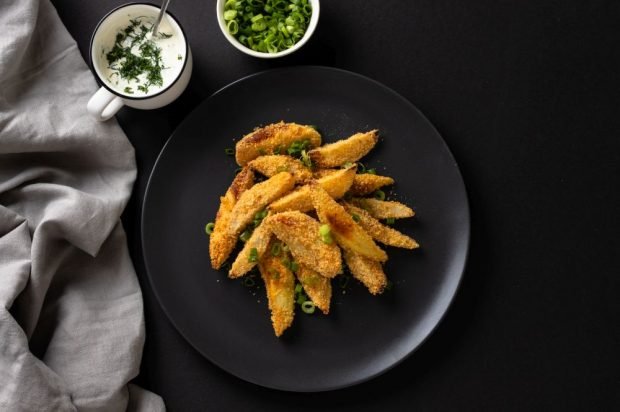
left=269, top=165, right=356, bottom=213
left=247, top=155, right=313, bottom=183
left=296, top=264, right=332, bottom=314
left=235, top=122, right=321, bottom=166
left=228, top=172, right=295, bottom=236
left=343, top=250, right=387, bottom=295
left=210, top=167, right=255, bottom=269
left=308, top=130, right=378, bottom=168
left=348, top=174, right=395, bottom=196
left=349, top=198, right=414, bottom=219
left=266, top=211, right=342, bottom=278
left=258, top=247, right=295, bottom=337
left=310, top=184, right=387, bottom=262
left=342, top=203, right=419, bottom=249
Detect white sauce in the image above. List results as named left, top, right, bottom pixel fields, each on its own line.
left=92, top=5, right=186, bottom=97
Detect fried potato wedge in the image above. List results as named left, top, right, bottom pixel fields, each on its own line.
left=229, top=172, right=295, bottom=235
left=343, top=203, right=419, bottom=249
left=348, top=174, right=395, bottom=196
left=210, top=167, right=255, bottom=269
left=229, top=221, right=273, bottom=278
left=269, top=165, right=356, bottom=213
left=247, top=155, right=313, bottom=183
left=343, top=250, right=387, bottom=295
left=296, top=264, right=332, bottom=314
left=308, top=130, right=378, bottom=168
left=310, top=184, right=387, bottom=262
left=235, top=122, right=321, bottom=166
left=258, top=249, right=295, bottom=337
left=349, top=198, right=414, bottom=219
left=266, top=211, right=342, bottom=278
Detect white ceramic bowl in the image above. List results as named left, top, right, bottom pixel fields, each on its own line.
left=216, top=0, right=320, bottom=58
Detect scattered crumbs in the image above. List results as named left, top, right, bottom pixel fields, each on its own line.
left=342, top=290, right=346, bottom=295
left=216, top=279, right=220, bottom=282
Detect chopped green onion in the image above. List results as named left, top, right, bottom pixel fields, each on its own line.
left=205, top=222, right=215, bottom=235
left=358, top=162, right=366, bottom=173
left=296, top=293, right=307, bottom=304
left=319, top=224, right=333, bottom=244
left=224, top=10, right=237, bottom=20
left=373, top=190, right=386, bottom=201
left=342, top=162, right=354, bottom=168
left=239, top=229, right=252, bottom=242
left=224, top=148, right=235, bottom=156
left=253, top=209, right=268, bottom=227
left=290, top=261, right=299, bottom=273
left=243, top=276, right=256, bottom=287
left=271, top=241, right=282, bottom=256
left=301, top=300, right=315, bottom=314
left=248, top=247, right=259, bottom=263
left=385, top=217, right=396, bottom=225
left=300, top=149, right=312, bottom=168
left=223, top=0, right=313, bottom=54
left=366, top=168, right=376, bottom=175
left=295, top=283, right=303, bottom=294
left=351, top=214, right=360, bottom=222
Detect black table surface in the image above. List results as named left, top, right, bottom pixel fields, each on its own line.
left=51, top=1, right=620, bottom=410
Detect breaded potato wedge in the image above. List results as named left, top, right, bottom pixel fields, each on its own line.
left=296, top=264, right=332, bottom=314
left=229, top=221, right=273, bottom=278
left=269, top=165, right=356, bottom=213
left=210, top=167, right=255, bottom=269
left=247, top=155, right=313, bottom=183
left=308, top=130, right=378, bottom=168
left=258, top=249, right=295, bottom=337
left=229, top=172, right=295, bottom=235
left=266, top=212, right=342, bottom=278
left=348, top=174, right=395, bottom=196
left=343, top=250, right=387, bottom=295
left=235, top=122, right=321, bottom=166
left=349, top=198, right=415, bottom=219
left=310, top=184, right=387, bottom=262
left=343, top=203, right=419, bottom=249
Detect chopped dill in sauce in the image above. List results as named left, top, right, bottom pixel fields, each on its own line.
left=106, top=18, right=172, bottom=94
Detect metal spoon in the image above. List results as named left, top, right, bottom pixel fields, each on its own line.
left=151, top=0, right=171, bottom=37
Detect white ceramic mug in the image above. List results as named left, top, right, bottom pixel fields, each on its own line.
left=87, top=3, right=193, bottom=121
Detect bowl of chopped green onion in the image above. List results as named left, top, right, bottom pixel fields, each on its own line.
left=217, top=0, right=319, bottom=58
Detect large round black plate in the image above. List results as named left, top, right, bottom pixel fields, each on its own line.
left=142, top=66, right=469, bottom=392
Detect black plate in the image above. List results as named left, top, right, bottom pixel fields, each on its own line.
left=141, top=66, right=469, bottom=392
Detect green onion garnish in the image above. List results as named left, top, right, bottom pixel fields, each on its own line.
left=271, top=241, right=282, bottom=256
left=223, top=0, right=313, bottom=54
left=239, top=229, right=252, bottom=242
left=295, top=283, right=303, bottom=294
left=373, top=190, right=386, bottom=201
left=358, top=162, right=366, bottom=173
left=224, top=148, right=235, bottom=156
left=205, top=222, right=215, bottom=235
left=296, top=293, right=307, bottom=305
left=385, top=217, right=396, bottom=225
left=253, top=209, right=268, bottom=227
left=243, top=276, right=256, bottom=287
left=290, top=261, right=299, bottom=273
left=248, top=247, right=258, bottom=263
left=319, top=224, right=333, bottom=244
left=301, top=300, right=315, bottom=314
left=351, top=214, right=360, bottom=222
left=342, top=162, right=354, bottom=168
left=366, top=168, right=376, bottom=175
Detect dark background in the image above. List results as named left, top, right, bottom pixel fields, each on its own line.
left=51, top=0, right=620, bottom=410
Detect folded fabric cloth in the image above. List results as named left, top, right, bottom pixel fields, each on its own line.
left=0, top=0, right=164, bottom=410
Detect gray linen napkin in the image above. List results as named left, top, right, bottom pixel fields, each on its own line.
left=0, top=0, right=165, bottom=410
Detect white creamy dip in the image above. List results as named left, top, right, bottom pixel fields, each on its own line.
left=91, top=4, right=186, bottom=98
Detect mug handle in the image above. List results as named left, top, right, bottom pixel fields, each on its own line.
left=87, top=87, right=124, bottom=121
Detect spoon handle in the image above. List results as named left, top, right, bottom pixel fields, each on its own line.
left=152, top=0, right=172, bottom=37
